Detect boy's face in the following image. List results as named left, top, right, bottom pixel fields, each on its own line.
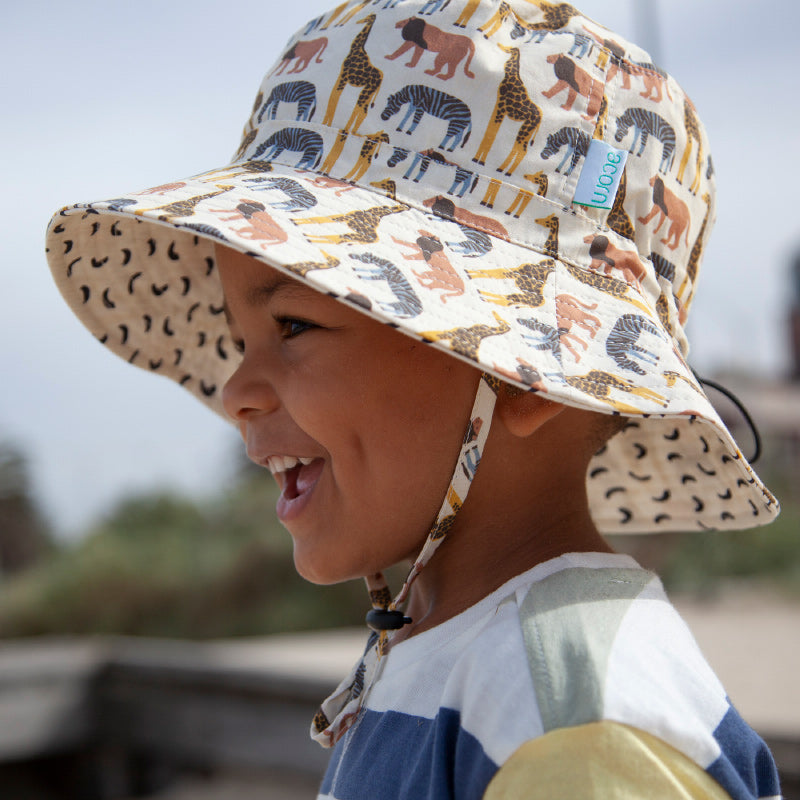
left=217, top=246, right=481, bottom=585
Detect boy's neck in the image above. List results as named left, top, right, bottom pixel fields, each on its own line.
left=399, top=415, right=614, bottom=641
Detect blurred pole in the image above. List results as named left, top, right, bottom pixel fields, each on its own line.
left=633, top=0, right=664, bottom=67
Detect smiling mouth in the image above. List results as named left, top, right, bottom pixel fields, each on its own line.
left=263, top=455, right=324, bottom=517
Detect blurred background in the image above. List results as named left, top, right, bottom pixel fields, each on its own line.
left=2, top=0, right=799, bottom=797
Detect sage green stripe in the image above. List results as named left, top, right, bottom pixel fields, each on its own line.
left=519, top=567, right=654, bottom=733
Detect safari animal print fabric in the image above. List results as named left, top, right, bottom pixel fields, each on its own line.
left=47, top=0, right=777, bottom=541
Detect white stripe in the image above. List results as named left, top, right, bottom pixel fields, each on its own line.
left=604, top=591, right=729, bottom=769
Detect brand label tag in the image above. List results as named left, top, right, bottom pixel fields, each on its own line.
left=573, top=140, right=628, bottom=210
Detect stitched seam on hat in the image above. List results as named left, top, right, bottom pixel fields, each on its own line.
left=230, top=124, right=645, bottom=281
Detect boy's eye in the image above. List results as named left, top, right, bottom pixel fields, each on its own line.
left=277, top=317, right=317, bottom=339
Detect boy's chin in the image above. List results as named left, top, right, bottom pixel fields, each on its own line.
left=291, top=543, right=402, bottom=587
left=292, top=547, right=360, bottom=586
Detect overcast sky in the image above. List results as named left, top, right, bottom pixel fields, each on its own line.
left=3, top=0, right=799, bottom=539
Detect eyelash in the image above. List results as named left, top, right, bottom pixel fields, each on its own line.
left=229, top=316, right=318, bottom=354
left=276, top=316, right=317, bottom=339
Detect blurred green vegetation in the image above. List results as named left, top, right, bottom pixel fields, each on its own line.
left=0, top=459, right=368, bottom=639
left=660, top=502, right=800, bottom=594
left=613, top=462, right=800, bottom=598
left=0, top=437, right=798, bottom=640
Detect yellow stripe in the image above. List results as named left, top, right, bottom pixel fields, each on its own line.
left=483, top=721, right=732, bottom=799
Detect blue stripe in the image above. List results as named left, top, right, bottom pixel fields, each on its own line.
left=320, top=707, right=498, bottom=800
left=706, top=704, right=781, bottom=800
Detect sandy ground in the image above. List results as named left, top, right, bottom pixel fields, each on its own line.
left=673, top=586, right=800, bottom=738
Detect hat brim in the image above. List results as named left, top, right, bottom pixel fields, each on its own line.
left=46, top=159, right=778, bottom=533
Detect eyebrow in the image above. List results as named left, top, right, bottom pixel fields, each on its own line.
left=222, top=273, right=318, bottom=323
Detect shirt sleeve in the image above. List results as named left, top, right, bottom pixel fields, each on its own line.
left=483, top=721, right=734, bottom=800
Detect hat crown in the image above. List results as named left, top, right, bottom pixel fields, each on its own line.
left=234, top=0, right=715, bottom=344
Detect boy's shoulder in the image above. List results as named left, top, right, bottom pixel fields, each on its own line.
left=351, top=553, right=779, bottom=800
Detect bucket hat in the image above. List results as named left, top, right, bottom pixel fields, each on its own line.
left=47, top=0, right=777, bottom=534
left=47, top=0, right=779, bottom=738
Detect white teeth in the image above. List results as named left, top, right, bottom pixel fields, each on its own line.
left=266, top=455, right=314, bottom=475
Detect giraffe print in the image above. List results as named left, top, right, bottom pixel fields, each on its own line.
left=135, top=187, right=233, bottom=220
left=198, top=161, right=273, bottom=183
left=676, top=98, right=704, bottom=195
left=322, top=14, right=384, bottom=133
left=676, top=191, right=712, bottom=312
left=420, top=311, right=511, bottom=360
left=481, top=172, right=549, bottom=217
left=282, top=251, right=341, bottom=278
left=291, top=203, right=408, bottom=244
left=504, top=171, right=549, bottom=217
left=467, top=258, right=555, bottom=309
left=605, top=170, right=634, bottom=241
left=321, top=0, right=372, bottom=30
left=369, top=177, right=398, bottom=199
left=535, top=213, right=560, bottom=258
left=479, top=1, right=580, bottom=41
left=473, top=45, right=542, bottom=176
left=343, top=131, right=390, bottom=181
left=453, top=0, right=481, bottom=28
left=563, top=369, right=667, bottom=413
left=530, top=1, right=582, bottom=30
left=321, top=129, right=349, bottom=174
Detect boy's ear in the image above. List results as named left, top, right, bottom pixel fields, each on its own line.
left=495, top=387, right=565, bottom=438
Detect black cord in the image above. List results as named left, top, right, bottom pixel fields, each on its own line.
left=691, top=369, right=762, bottom=464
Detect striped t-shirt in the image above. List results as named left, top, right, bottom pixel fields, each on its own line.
left=318, top=552, right=781, bottom=799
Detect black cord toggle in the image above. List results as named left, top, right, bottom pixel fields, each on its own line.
left=366, top=608, right=412, bottom=632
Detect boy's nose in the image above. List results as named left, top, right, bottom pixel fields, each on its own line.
left=221, top=358, right=280, bottom=422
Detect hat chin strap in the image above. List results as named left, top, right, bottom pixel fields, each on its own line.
left=311, top=373, right=500, bottom=748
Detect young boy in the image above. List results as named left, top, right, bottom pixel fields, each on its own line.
left=46, top=0, right=783, bottom=797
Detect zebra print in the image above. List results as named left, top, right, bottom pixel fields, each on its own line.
left=380, top=84, right=472, bottom=151
left=387, top=146, right=410, bottom=168
left=419, top=0, right=451, bottom=14
left=510, top=20, right=548, bottom=43
left=518, top=316, right=562, bottom=366
left=302, top=14, right=325, bottom=35
left=614, top=108, right=676, bottom=173
left=349, top=253, right=423, bottom=319
left=605, top=313, right=662, bottom=375
left=404, top=150, right=444, bottom=183
left=448, top=167, right=477, bottom=197
left=105, top=198, right=137, bottom=212
left=181, top=223, right=228, bottom=241
left=386, top=147, right=476, bottom=197
left=252, top=127, right=324, bottom=169
left=650, top=251, right=676, bottom=284
left=631, top=60, right=669, bottom=80
left=258, top=80, right=317, bottom=123
left=446, top=225, right=492, bottom=257
left=540, top=126, right=590, bottom=176
left=243, top=176, right=317, bottom=212
left=568, top=32, right=594, bottom=58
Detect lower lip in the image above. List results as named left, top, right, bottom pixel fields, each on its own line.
left=275, top=459, right=324, bottom=522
